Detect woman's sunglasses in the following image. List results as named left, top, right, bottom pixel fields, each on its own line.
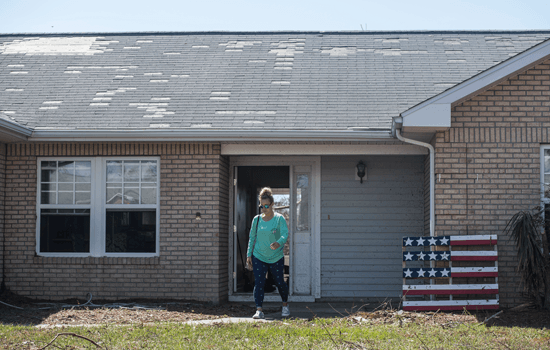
left=259, top=204, right=270, bottom=209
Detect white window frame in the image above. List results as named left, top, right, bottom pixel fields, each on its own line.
left=36, top=157, right=160, bottom=257
left=541, top=146, right=550, bottom=206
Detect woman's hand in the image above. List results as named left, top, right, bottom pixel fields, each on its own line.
left=270, top=242, right=280, bottom=250
left=246, top=257, right=252, bottom=270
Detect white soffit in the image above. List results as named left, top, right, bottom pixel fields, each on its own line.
left=221, top=144, right=428, bottom=155
left=0, top=118, right=32, bottom=141
left=402, top=37, right=550, bottom=129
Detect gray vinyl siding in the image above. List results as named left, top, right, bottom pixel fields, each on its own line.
left=321, top=155, right=424, bottom=299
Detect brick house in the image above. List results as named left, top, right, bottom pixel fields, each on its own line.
left=1, top=31, right=550, bottom=307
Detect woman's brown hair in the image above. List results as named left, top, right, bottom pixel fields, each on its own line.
left=259, top=187, right=274, bottom=204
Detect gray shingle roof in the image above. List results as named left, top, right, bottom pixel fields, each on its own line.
left=1, top=31, right=549, bottom=131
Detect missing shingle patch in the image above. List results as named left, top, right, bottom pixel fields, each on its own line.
left=448, top=59, right=466, bottom=63
left=216, top=111, right=276, bottom=115
left=243, top=120, right=265, bottom=124
left=445, top=50, right=464, bottom=54
left=274, top=67, right=292, bottom=70
left=39, top=106, right=58, bottom=110
left=115, top=75, right=133, bottom=78
left=219, top=41, right=262, bottom=51
left=131, top=101, right=175, bottom=118
left=144, top=73, right=163, bottom=76
left=191, top=124, right=212, bottom=128
left=93, top=97, right=112, bottom=101
left=271, top=81, right=290, bottom=85
left=210, top=92, right=231, bottom=100
left=192, top=45, right=210, bottom=48
left=434, top=39, right=469, bottom=45
left=90, top=103, right=109, bottom=106
left=150, top=124, right=170, bottom=128
left=0, top=37, right=114, bottom=55
left=320, top=47, right=359, bottom=56
left=163, top=52, right=181, bottom=55
left=64, top=70, right=81, bottom=74
left=275, top=62, right=293, bottom=66
left=136, top=40, right=153, bottom=43
left=1, top=111, right=15, bottom=114
left=151, top=97, right=171, bottom=101
left=5, top=89, right=24, bottom=91
left=10, top=71, right=28, bottom=74
left=375, top=38, right=409, bottom=43
left=276, top=58, right=294, bottom=61
left=7, top=64, right=24, bottom=67
left=95, top=87, right=135, bottom=96
left=43, top=101, right=62, bottom=104
left=171, top=75, right=189, bottom=78
left=123, top=46, right=140, bottom=49
left=249, top=60, right=266, bottom=63
left=269, top=40, right=305, bottom=56
left=373, top=49, right=427, bottom=56
left=150, top=79, right=169, bottom=82
left=67, top=66, right=138, bottom=69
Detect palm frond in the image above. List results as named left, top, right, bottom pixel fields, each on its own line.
left=503, top=210, right=548, bottom=307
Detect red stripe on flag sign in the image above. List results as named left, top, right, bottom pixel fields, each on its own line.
left=452, top=272, right=498, bottom=278
left=450, top=240, right=495, bottom=246
left=404, top=289, right=498, bottom=296
left=403, top=305, right=499, bottom=311
left=451, top=256, right=498, bottom=261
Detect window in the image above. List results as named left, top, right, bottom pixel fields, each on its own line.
left=37, top=157, right=160, bottom=257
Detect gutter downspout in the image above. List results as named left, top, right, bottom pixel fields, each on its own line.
left=395, top=128, right=435, bottom=237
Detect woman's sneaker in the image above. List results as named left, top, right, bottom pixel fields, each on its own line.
left=252, top=310, right=265, bottom=319
left=282, top=305, right=290, bottom=317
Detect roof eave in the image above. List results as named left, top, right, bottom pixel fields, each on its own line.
left=29, top=128, right=393, bottom=142
left=0, top=118, right=32, bottom=142
left=399, top=36, right=550, bottom=130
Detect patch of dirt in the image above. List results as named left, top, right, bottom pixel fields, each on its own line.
left=0, top=291, right=268, bottom=326
left=2, top=291, right=549, bottom=328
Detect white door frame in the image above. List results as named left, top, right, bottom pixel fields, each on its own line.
left=228, top=156, right=321, bottom=302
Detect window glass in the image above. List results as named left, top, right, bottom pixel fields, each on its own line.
left=40, top=209, right=90, bottom=252
left=40, top=161, right=91, bottom=205
left=106, top=160, right=157, bottom=205
left=105, top=210, right=156, bottom=253
left=296, top=174, right=310, bottom=232
left=545, top=150, right=550, bottom=198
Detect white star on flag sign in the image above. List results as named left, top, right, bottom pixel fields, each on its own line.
left=417, top=252, right=426, bottom=260
left=441, top=269, right=450, bottom=277
left=428, top=237, right=438, bottom=245
left=417, top=268, right=425, bottom=277
left=428, top=269, right=437, bottom=277
left=416, top=237, right=425, bottom=246
left=440, top=252, right=450, bottom=260
left=439, top=237, right=449, bottom=245
left=404, top=238, right=414, bottom=246
left=404, top=252, right=414, bottom=261
left=404, top=269, right=413, bottom=277
left=429, top=252, right=438, bottom=260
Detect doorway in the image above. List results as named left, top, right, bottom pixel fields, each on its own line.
left=229, top=156, right=320, bottom=302
left=233, top=166, right=290, bottom=293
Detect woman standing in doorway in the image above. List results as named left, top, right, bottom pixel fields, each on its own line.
left=246, top=187, right=290, bottom=319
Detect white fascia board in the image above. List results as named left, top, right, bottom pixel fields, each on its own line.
left=222, top=143, right=427, bottom=155
left=401, top=37, right=550, bottom=128
left=402, top=103, right=450, bottom=129
left=29, top=129, right=393, bottom=142
left=0, top=118, right=32, bottom=141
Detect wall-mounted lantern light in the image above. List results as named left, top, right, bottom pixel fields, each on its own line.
left=356, top=161, right=366, bottom=184
left=195, top=212, right=202, bottom=221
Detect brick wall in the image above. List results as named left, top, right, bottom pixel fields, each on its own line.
left=434, top=58, right=550, bottom=307
left=0, top=143, right=5, bottom=290
left=3, top=142, right=230, bottom=303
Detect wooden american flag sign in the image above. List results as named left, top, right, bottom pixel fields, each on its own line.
left=402, top=235, right=499, bottom=311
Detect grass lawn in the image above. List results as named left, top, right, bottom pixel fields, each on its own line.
left=2, top=317, right=550, bottom=350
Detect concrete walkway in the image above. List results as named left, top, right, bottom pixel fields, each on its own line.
left=187, top=302, right=375, bottom=325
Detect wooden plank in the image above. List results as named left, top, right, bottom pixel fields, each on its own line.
left=403, top=300, right=499, bottom=307
left=403, top=284, right=498, bottom=295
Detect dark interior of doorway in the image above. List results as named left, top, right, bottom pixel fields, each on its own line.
left=235, top=166, right=290, bottom=293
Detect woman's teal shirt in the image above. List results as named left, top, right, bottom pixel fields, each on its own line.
left=246, top=212, right=289, bottom=263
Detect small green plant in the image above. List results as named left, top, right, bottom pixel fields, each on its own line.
left=503, top=209, right=550, bottom=309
